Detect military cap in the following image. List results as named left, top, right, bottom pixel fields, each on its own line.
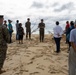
left=0, top=15, right=3, bottom=18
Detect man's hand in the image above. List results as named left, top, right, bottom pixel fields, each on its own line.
left=57, top=33, right=60, bottom=37
left=71, top=42, right=76, bottom=52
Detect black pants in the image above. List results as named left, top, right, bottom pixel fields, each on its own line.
left=26, top=29, right=31, bottom=39
left=16, top=32, right=19, bottom=40
left=66, top=33, right=68, bottom=43
left=54, top=37, right=61, bottom=53
left=19, top=35, right=23, bottom=40
left=39, top=29, right=44, bottom=42
left=9, top=32, right=12, bottom=43
left=67, top=40, right=71, bottom=51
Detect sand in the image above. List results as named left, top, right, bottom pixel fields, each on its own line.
left=1, top=34, right=69, bottom=75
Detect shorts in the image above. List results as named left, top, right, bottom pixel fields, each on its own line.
left=19, top=35, right=23, bottom=40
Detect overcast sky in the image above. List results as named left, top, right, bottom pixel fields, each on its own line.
left=0, top=0, right=76, bottom=33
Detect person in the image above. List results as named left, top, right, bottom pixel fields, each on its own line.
left=69, top=20, right=76, bottom=75
left=25, top=18, right=31, bottom=40
left=8, top=19, right=13, bottom=43
left=0, top=15, right=10, bottom=74
left=38, top=19, right=45, bottom=42
left=18, top=23, right=25, bottom=44
left=53, top=21, right=63, bottom=53
left=3, top=20, right=7, bottom=28
left=67, top=21, right=74, bottom=51
left=65, top=21, right=70, bottom=43
left=16, top=20, right=19, bottom=40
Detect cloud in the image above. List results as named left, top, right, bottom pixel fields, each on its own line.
left=31, top=1, right=44, bottom=8
left=52, top=2, right=59, bottom=7
left=54, top=2, right=74, bottom=12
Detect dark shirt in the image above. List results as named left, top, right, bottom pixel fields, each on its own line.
left=67, top=25, right=74, bottom=34
left=25, top=22, right=31, bottom=30
left=66, top=25, right=74, bottom=41
left=18, top=27, right=24, bottom=35
left=3, top=24, right=7, bottom=28
left=38, top=23, right=45, bottom=30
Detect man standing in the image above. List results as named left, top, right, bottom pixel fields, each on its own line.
left=65, top=21, right=70, bottom=43
left=53, top=21, right=63, bottom=53
left=38, top=19, right=45, bottom=42
left=16, top=20, right=19, bottom=40
left=0, top=15, right=10, bottom=74
left=69, top=21, right=76, bottom=75
left=3, top=20, right=7, bottom=28
left=25, top=18, right=31, bottom=40
left=8, top=19, right=13, bottom=43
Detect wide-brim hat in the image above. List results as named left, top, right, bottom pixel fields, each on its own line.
left=8, top=19, right=12, bottom=22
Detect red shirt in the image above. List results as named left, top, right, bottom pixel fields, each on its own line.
left=66, top=24, right=70, bottom=29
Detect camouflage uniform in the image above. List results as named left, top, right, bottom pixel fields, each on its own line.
left=0, top=24, right=9, bottom=70
left=25, top=21, right=31, bottom=39
left=38, top=22, right=45, bottom=42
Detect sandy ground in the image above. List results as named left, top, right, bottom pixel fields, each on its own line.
left=1, top=34, right=69, bottom=75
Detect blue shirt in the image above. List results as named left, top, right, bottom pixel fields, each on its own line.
left=8, top=23, right=13, bottom=33
left=70, top=28, right=76, bottom=45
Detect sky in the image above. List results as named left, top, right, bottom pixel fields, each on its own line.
left=0, top=0, right=76, bottom=34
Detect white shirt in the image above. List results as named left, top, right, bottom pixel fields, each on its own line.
left=53, top=25, right=63, bottom=38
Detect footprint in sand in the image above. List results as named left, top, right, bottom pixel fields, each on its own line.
left=60, top=67, right=68, bottom=74
left=27, top=61, right=33, bottom=65
left=48, top=65, right=61, bottom=74
left=30, top=72, right=40, bottom=75
left=36, top=65, right=46, bottom=70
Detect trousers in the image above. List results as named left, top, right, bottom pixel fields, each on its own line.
left=69, top=47, right=76, bottom=75
left=54, top=37, right=61, bottom=53
left=0, top=48, right=7, bottom=70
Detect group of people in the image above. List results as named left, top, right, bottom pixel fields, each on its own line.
left=65, top=21, right=75, bottom=51
left=3, top=18, right=45, bottom=44
left=15, top=18, right=45, bottom=43
left=53, top=20, right=75, bottom=53
left=53, top=20, right=76, bottom=75
left=3, top=19, right=13, bottom=43
left=0, top=15, right=76, bottom=75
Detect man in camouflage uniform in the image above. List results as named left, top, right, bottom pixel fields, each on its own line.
left=38, top=19, right=45, bottom=42
left=25, top=18, right=31, bottom=40
left=0, top=15, right=10, bottom=74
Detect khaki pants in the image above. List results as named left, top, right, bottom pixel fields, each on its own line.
left=69, top=47, right=76, bottom=75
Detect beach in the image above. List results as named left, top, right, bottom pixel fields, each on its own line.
left=1, top=34, right=68, bottom=75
